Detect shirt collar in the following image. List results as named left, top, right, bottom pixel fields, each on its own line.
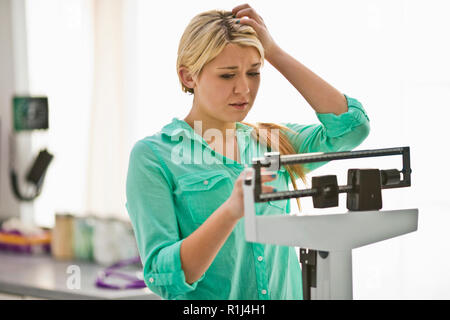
left=161, top=117, right=254, bottom=141
left=161, top=118, right=257, bottom=166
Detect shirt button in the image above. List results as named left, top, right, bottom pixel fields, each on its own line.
left=203, top=180, right=209, bottom=185
left=149, top=277, right=154, bottom=283
left=257, top=256, right=263, bottom=262
left=261, top=289, right=267, bottom=295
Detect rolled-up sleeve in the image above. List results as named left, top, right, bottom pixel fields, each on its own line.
left=126, top=140, right=205, bottom=299
left=282, top=95, right=370, bottom=173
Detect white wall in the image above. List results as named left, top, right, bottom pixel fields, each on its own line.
left=133, top=0, right=450, bottom=299
left=25, top=0, right=94, bottom=227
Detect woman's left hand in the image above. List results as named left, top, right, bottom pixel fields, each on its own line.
left=231, top=4, right=279, bottom=60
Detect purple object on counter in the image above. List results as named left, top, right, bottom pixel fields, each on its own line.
left=0, top=229, right=51, bottom=255
left=95, top=256, right=147, bottom=290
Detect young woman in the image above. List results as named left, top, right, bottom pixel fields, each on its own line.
left=126, top=4, right=370, bottom=300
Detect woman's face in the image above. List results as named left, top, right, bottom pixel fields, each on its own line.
left=190, top=43, right=262, bottom=123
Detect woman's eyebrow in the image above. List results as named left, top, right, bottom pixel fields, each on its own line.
left=217, top=62, right=261, bottom=70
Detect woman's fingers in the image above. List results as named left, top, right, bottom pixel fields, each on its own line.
left=231, top=4, right=276, bottom=60
left=262, top=185, right=277, bottom=193
left=260, top=171, right=277, bottom=183
left=231, top=3, right=251, bottom=16
left=238, top=168, right=278, bottom=195
left=260, top=169, right=278, bottom=193
left=235, top=17, right=261, bottom=35
left=234, top=7, right=263, bottom=24
left=240, top=168, right=276, bottom=182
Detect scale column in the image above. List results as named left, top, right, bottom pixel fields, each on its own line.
left=311, top=250, right=353, bottom=300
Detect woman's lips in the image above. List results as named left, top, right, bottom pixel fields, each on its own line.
left=229, top=103, right=248, bottom=110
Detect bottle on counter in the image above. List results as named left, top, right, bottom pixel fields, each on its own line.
left=51, top=213, right=74, bottom=260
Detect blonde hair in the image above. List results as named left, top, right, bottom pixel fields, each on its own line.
left=177, top=10, right=307, bottom=211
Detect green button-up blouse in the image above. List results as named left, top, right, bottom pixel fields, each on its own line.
left=126, top=95, right=370, bottom=300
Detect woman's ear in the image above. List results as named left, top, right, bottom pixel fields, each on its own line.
left=179, top=66, right=196, bottom=91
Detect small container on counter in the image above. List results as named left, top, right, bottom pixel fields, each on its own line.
left=51, top=213, right=74, bottom=260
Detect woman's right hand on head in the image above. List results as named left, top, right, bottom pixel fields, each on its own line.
left=223, top=168, right=277, bottom=221
left=231, top=4, right=279, bottom=61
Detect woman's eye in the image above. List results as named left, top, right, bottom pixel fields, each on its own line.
left=220, top=72, right=260, bottom=79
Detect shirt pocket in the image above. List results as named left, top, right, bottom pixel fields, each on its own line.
left=178, top=170, right=233, bottom=225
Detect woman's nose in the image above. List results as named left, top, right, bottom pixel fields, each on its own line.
left=233, top=77, right=250, bottom=94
